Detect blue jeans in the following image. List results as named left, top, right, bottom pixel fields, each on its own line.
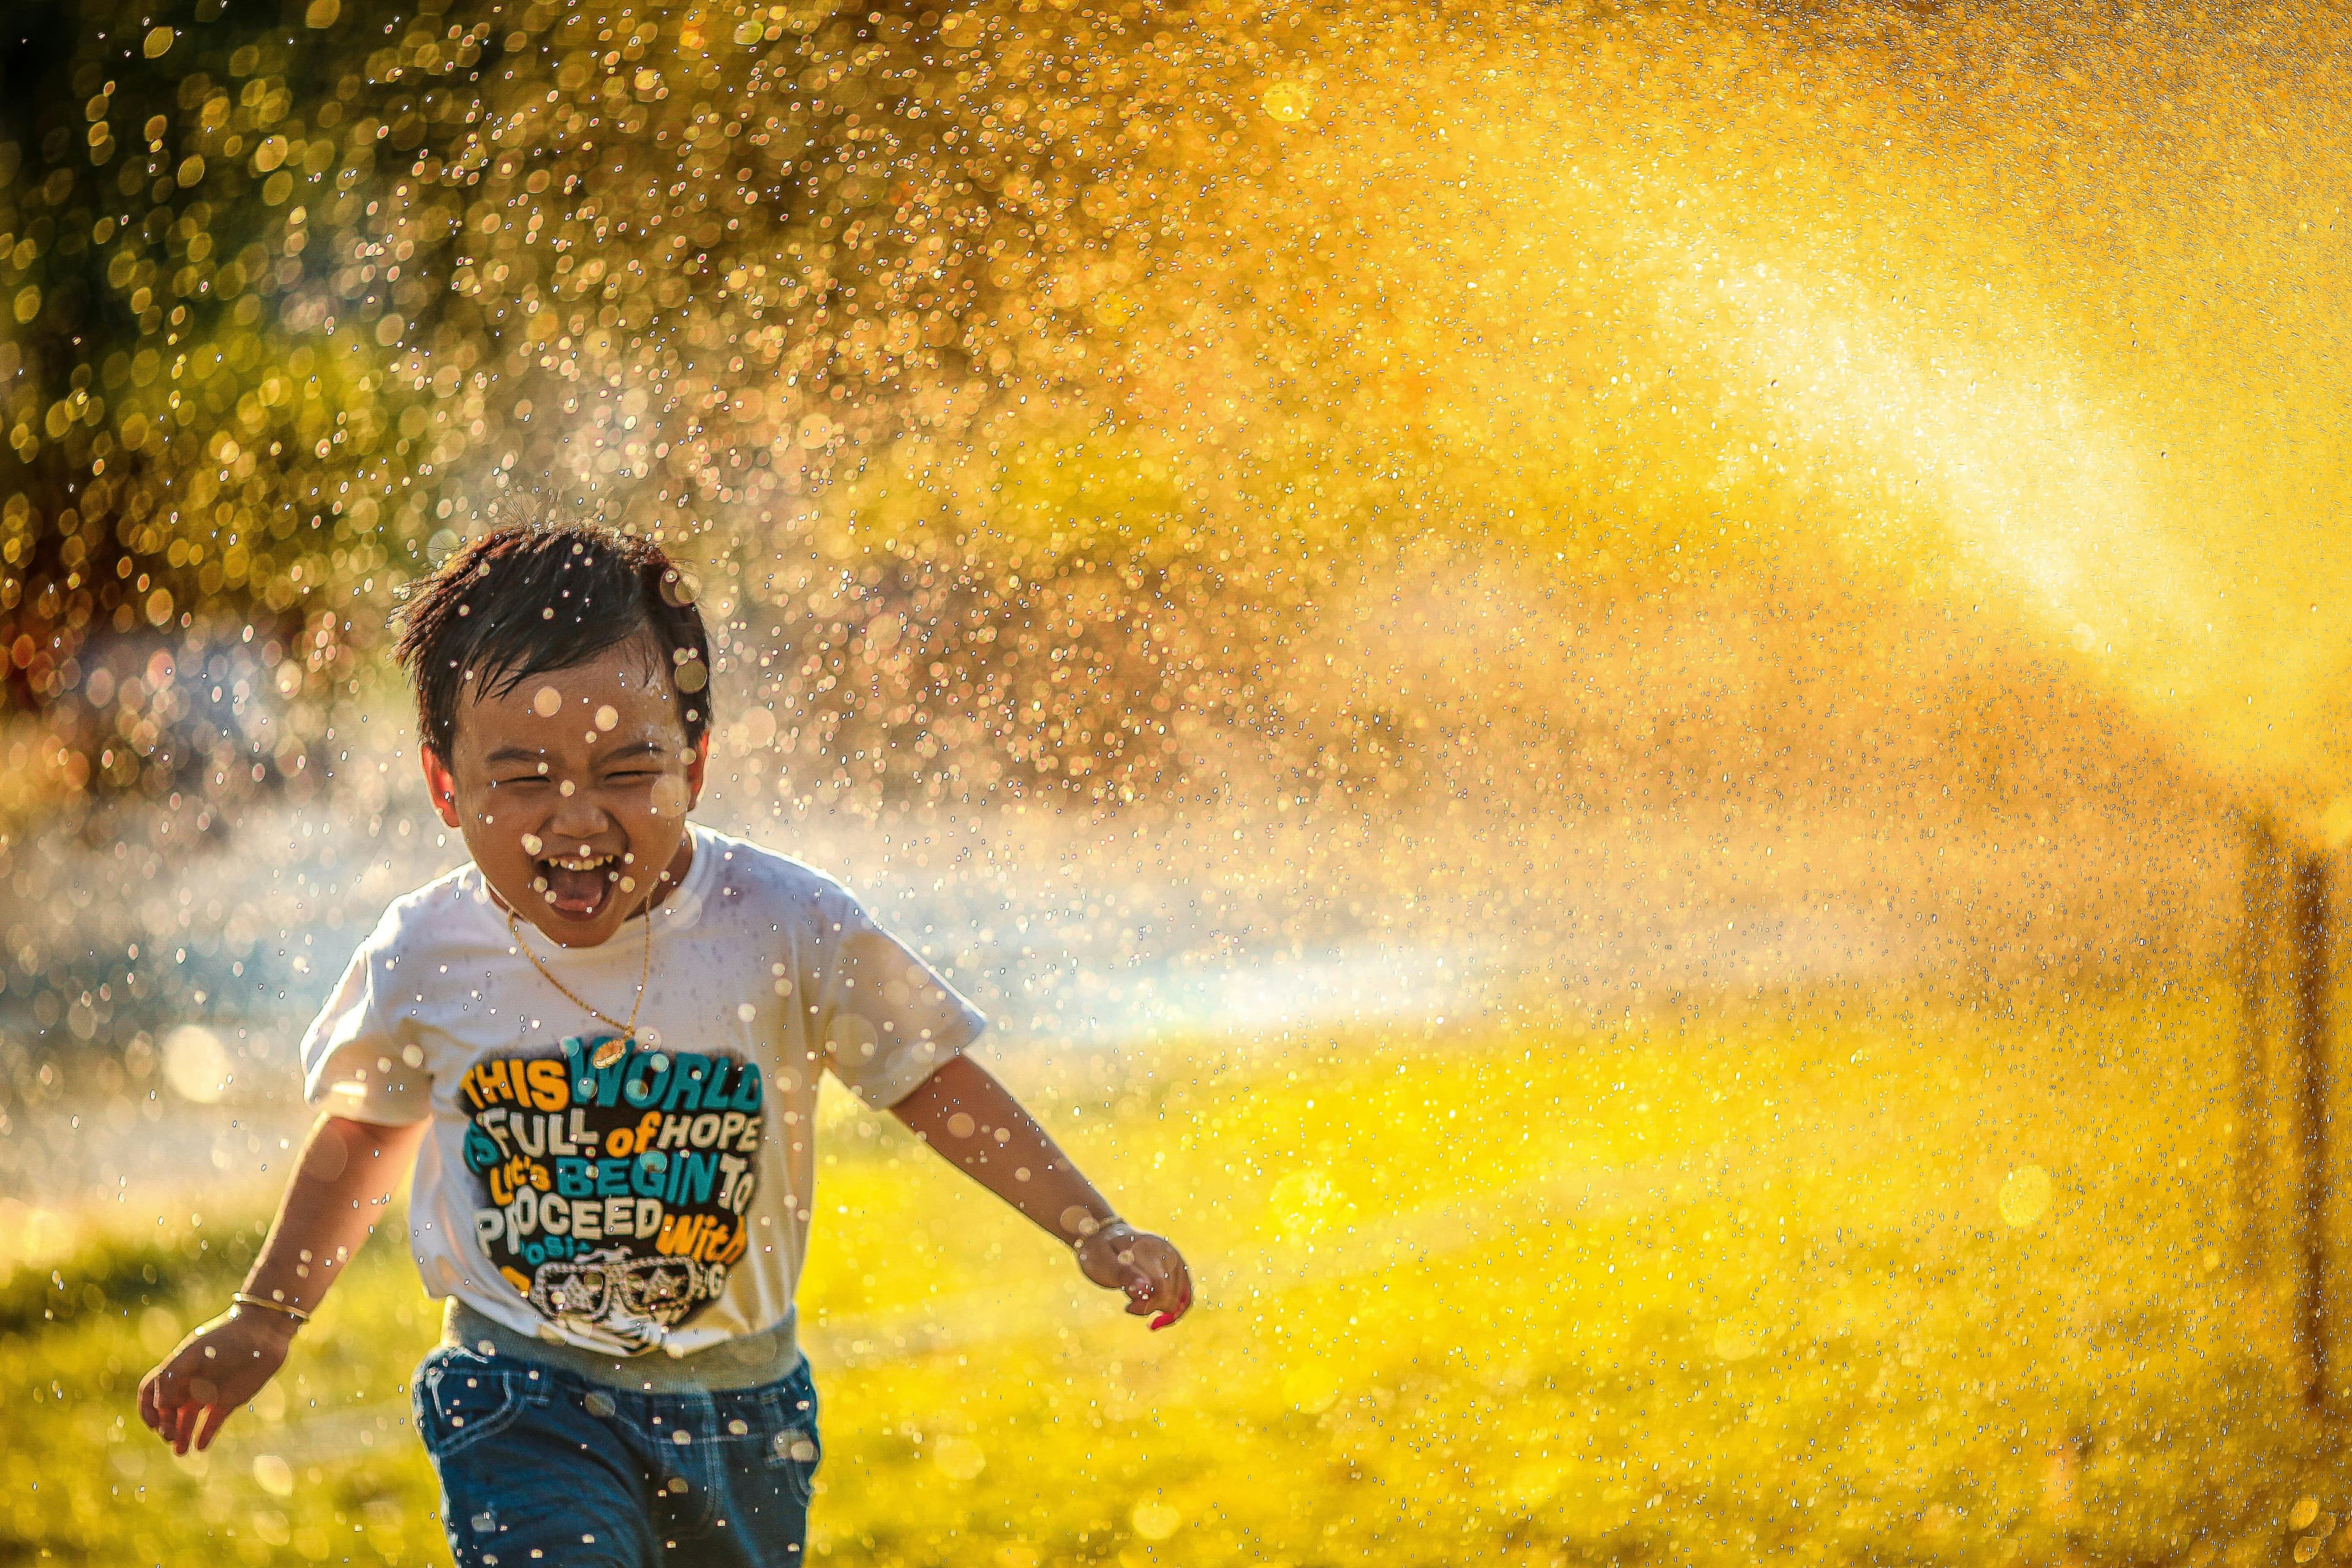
left=413, top=1341, right=823, bottom=1567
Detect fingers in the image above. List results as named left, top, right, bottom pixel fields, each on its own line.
left=1081, top=1231, right=1195, bottom=1330
left=1120, top=1244, right=1194, bottom=1330
left=192, top=1401, right=230, bottom=1452
left=139, top=1365, right=192, bottom=1452
left=1148, top=1282, right=1193, bottom=1329
left=137, top=1371, right=161, bottom=1437
left=163, top=1373, right=211, bottom=1456
left=1153, top=1253, right=1195, bottom=1331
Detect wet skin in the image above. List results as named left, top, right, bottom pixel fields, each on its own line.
left=421, top=637, right=709, bottom=949
left=140, top=636, right=1190, bottom=1464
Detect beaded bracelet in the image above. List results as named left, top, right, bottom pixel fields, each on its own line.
left=232, top=1292, right=312, bottom=1326
left=1072, top=1217, right=1130, bottom=1248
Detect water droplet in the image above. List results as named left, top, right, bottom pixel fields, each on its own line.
left=1131, top=1501, right=1181, bottom=1542
left=1998, top=1165, right=2052, bottom=1227
left=935, top=1435, right=985, bottom=1480
left=251, top=1454, right=294, bottom=1497
left=1262, top=81, right=1311, bottom=124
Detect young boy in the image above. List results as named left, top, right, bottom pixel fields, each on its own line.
left=137, top=520, right=1193, bottom=1567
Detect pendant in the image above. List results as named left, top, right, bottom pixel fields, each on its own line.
left=592, top=1037, right=628, bottom=1069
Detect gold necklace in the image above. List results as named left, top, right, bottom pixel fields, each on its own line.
left=505, top=906, right=652, bottom=1069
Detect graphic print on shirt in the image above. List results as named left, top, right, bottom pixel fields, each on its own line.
left=461, top=1035, right=763, bottom=1351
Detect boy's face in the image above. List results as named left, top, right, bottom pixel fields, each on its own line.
left=421, top=637, right=709, bottom=949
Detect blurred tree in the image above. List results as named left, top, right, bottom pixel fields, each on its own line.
left=2, top=0, right=414, bottom=807
left=2, top=0, right=1938, bottom=826
left=1, top=0, right=1229, bottom=813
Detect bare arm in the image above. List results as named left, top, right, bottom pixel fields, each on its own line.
left=138, top=1110, right=428, bottom=1454
left=889, top=1054, right=1193, bottom=1329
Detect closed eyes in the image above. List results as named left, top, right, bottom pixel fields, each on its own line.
left=492, top=771, right=657, bottom=787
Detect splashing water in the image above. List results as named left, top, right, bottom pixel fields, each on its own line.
left=7, top=0, right=2348, bottom=808
left=7, top=0, right=2312, bottom=1114
left=8, top=6, right=2351, bottom=1563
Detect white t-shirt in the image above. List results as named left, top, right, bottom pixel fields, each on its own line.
left=298, top=823, right=985, bottom=1359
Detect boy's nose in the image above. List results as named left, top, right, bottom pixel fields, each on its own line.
left=545, top=796, right=615, bottom=841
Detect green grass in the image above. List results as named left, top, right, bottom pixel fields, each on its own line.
left=2, top=982, right=2337, bottom=1566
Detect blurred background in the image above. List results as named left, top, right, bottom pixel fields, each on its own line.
left=4, top=0, right=2350, bottom=1564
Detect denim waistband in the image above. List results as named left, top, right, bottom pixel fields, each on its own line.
left=441, top=1297, right=805, bottom=1392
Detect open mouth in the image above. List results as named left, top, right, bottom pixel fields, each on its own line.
left=531, top=850, right=623, bottom=921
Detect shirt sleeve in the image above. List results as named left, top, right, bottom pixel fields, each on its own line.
left=812, top=886, right=987, bottom=1109
left=298, top=910, right=432, bottom=1126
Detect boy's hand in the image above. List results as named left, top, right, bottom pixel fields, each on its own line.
left=888, top=1058, right=1193, bottom=1329
left=137, top=1305, right=300, bottom=1456
left=1075, top=1222, right=1194, bottom=1330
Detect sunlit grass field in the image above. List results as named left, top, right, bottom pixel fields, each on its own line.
left=4, top=983, right=2339, bottom=1567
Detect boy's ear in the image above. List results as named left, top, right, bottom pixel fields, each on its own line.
left=421, top=745, right=463, bottom=830
left=683, top=730, right=710, bottom=812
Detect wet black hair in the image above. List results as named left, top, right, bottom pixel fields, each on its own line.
left=390, top=517, right=712, bottom=758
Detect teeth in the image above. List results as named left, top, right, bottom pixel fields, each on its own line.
left=549, top=855, right=614, bottom=872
